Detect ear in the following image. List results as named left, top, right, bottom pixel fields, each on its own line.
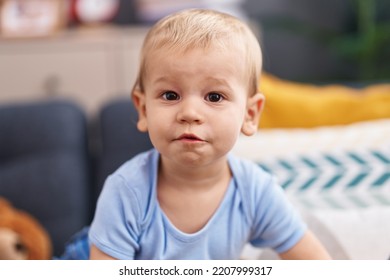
left=241, top=92, right=265, bottom=136
left=132, top=89, right=148, bottom=132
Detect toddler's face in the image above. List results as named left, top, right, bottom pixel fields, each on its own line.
left=135, top=46, right=258, bottom=167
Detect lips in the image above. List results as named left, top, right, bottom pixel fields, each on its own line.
left=176, top=133, right=204, bottom=142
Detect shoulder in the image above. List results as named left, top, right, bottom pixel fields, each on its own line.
left=114, top=148, right=157, bottom=179
left=89, top=149, right=160, bottom=259
left=229, top=155, right=306, bottom=252
left=111, top=148, right=158, bottom=192
left=228, top=153, right=274, bottom=192
left=228, top=153, right=277, bottom=219
left=100, top=148, right=159, bottom=222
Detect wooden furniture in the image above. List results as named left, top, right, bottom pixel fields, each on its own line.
left=0, top=26, right=148, bottom=115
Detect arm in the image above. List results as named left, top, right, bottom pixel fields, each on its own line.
left=278, top=230, right=331, bottom=260
left=90, top=245, right=117, bottom=260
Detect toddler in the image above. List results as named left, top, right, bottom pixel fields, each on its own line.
left=89, top=8, right=330, bottom=260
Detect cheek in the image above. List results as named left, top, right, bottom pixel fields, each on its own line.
left=145, top=112, right=170, bottom=141
left=213, top=112, right=243, bottom=142
left=224, top=105, right=247, bottom=128
left=230, top=108, right=247, bottom=138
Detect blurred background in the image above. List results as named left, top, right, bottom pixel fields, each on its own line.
left=89, top=0, right=390, bottom=82
left=0, top=0, right=389, bottom=114
left=0, top=1, right=389, bottom=259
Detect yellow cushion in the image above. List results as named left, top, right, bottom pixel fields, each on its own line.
left=259, top=73, right=390, bottom=128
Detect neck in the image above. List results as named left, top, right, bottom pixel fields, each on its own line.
left=158, top=156, right=231, bottom=192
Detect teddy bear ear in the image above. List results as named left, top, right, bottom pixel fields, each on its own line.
left=0, top=197, right=13, bottom=215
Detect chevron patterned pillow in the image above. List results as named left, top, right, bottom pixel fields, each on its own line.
left=258, top=149, right=389, bottom=192
left=233, top=119, right=390, bottom=210
left=257, top=148, right=390, bottom=210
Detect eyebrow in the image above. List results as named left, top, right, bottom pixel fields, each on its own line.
left=152, top=76, right=174, bottom=84
left=151, top=76, right=235, bottom=93
left=204, top=77, right=231, bottom=86
left=203, top=77, right=236, bottom=92
left=152, top=76, right=230, bottom=85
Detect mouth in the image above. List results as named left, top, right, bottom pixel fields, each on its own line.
left=176, top=133, right=205, bottom=142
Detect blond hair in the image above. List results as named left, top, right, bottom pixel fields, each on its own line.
left=133, top=9, right=262, bottom=96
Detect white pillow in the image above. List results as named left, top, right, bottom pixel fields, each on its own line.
left=233, top=119, right=390, bottom=160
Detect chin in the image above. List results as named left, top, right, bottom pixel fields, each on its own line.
left=178, top=150, right=229, bottom=168
left=175, top=152, right=207, bottom=166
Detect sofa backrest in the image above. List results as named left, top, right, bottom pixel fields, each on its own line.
left=0, top=100, right=90, bottom=256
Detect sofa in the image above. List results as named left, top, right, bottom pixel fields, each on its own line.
left=0, top=99, right=152, bottom=256
left=0, top=100, right=90, bottom=256
left=0, top=74, right=389, bottom=259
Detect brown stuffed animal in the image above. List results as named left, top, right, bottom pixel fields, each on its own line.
left=0, top=197, right=52, bottom=259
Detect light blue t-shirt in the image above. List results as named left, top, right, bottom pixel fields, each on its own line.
left=89, top=149, right=306, bottom=259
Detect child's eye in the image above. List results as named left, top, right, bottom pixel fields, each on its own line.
left=162, top=91, right=180, bottom=101
left=206, top=92, right=224, bottom=102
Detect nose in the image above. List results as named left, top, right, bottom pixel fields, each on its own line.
left=176, top=97, right=204, bottom=124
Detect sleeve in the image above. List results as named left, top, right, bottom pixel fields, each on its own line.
left=88, top=174, right=142, bottom=259
left=249, top=173, right=307, bottom=253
